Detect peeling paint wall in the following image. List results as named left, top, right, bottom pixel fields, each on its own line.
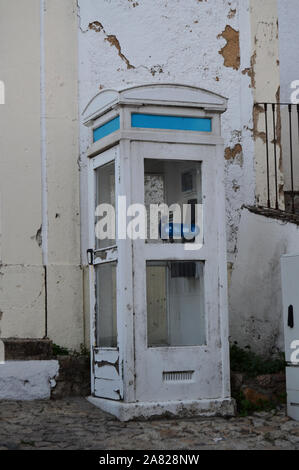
left=0, top=0, right=45, bottom=339
left=78, top=0, right=255, bottom=268
left=249, top=0, right=282, bottom=208
left=0, top=0, right=289, bottom=356
left=228, top=1, right=290, bottom=354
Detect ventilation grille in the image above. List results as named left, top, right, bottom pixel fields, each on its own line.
left=163, top=370, right=194, bottom=382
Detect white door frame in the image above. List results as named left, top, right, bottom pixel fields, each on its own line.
left=131, top=140, right=225, bottom=402
left=88, top=145, right=123, bottom=400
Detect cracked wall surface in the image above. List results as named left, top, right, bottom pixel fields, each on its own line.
left=78, top=0, right=254, bottom=266
left=229, top=0, right=288, bottom=353
left=218, top=25, right=240, bottom=71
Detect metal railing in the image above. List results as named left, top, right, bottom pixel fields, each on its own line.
left=256, top=103, right=299, bottom=214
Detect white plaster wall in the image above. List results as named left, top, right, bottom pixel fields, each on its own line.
left=229, top=208, right=299, bottom=355
left=0, top=0, right=286, bottom=356
left=0, top=360, right=59, bottom=400
left=78, top=0, right=255, bottom=265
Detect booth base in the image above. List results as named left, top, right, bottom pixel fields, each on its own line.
left=87, top=396, right=236, bottom=421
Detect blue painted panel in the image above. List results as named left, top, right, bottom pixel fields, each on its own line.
left=131, top=113, right=212, bottom=132
left=93, top=116, right=120, bottom=142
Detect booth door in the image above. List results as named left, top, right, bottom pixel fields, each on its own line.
left=132, top=141, right=225, bottom=402
left=88, top=146, right=123, bottom=401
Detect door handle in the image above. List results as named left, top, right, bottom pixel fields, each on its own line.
left=288, top=305, right=294, bottom=328
left=87, top=249, right=94, bottom=266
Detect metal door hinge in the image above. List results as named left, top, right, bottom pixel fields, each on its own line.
left=87, top=249, right=94, bottom=265
left=288, top=305, right=294, bottom=328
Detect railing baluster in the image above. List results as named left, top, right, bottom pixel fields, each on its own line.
left=255, top=102, right=299, bottom=215
left=288, top=104, right=295, bottom=213
left=272, top=103, right=278, bottom=209
left=264, top=103, right=270, bottom=208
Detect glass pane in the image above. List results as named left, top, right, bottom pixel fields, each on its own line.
left=95, top=161, right=115, bottom=250
left=147, top=261, right=205, bottom=347
left=144, top=159, right=202, bottom=243
left=96, top=262, right=117, bottom=348
left=93, top=116, right=120, bottom=142
left=132, top=114, right=211, bottom=132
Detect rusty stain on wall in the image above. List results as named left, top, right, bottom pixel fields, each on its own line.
left=228, top=9, right=236, bottom=19
left=249, top=50, right=256, bottom=89
left=253, top=104, right=266, bottom=143
left=224, top=143, right=243, bottom=162
left=105, top=35, right=135, bottom=69
left=88, top=21, right=104, bottom=33
left=89, top=21, right=135, bottom=70
left=128, top=0, right=139, bottom=7
left=232, top=179, right=240, bottom=192
left=242, top=50, right=256, bottom=89
left=150, top=65, right=163, bottom=76
left=217, top=25, right=240, bottom=70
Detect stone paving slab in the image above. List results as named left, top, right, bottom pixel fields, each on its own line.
left=0, top=398, right=298, bottom=450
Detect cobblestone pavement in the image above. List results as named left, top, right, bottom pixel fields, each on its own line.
left=0, top=398, right=299, bottom=450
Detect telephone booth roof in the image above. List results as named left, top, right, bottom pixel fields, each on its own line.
left=83, top=83, right=228, bottom=126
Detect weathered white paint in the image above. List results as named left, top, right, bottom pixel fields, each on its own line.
left=249, top=0, right=282, bottom=208
left=131, top=139, right=228, bottom=403
left=87, top=145, right=123, bottom=399
left=87, top=396, right=235, bottom=422
left=78, top=0, right=254, bottom=265
left=84, top=84, right=232, bottom=417
left=229, top=208, right=299, bottom=355
left=0, top=360, right=59, bottom=400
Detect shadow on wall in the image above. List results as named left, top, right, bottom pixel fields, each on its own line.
left=229, top=207, right=299, bottom=356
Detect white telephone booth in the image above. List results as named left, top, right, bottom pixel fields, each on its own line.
left=83, top=84, right=234, bottom=420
